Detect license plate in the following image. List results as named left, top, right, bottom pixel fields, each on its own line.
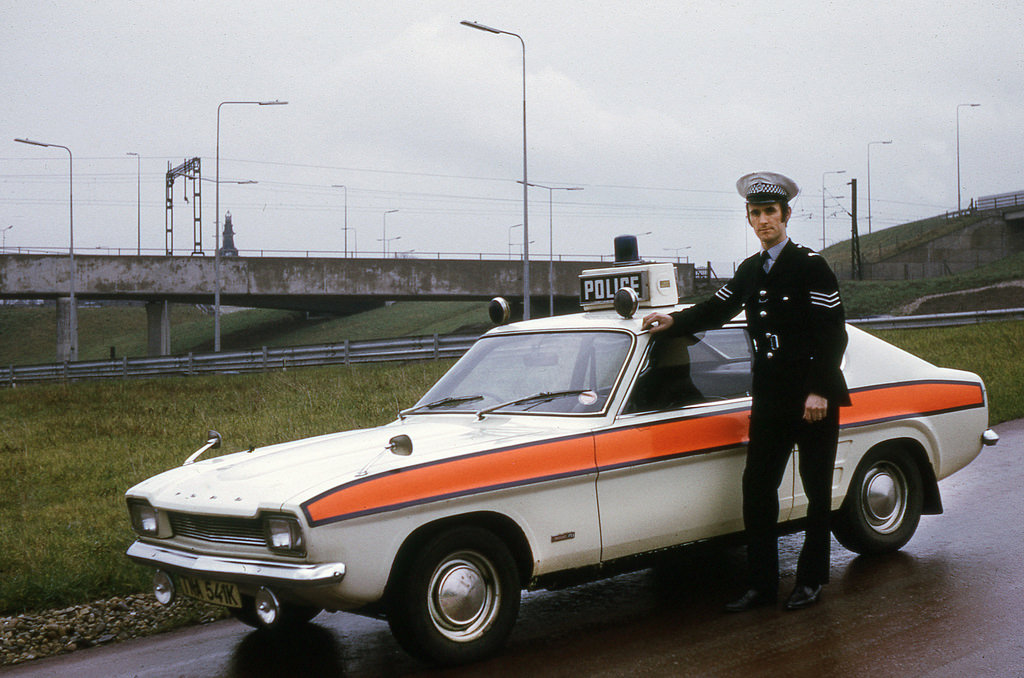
left=177, top=575, right=242, bottom=608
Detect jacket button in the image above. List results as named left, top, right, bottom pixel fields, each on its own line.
left=759, top=310, right=767, bottom=318
left=759, top=290, right=767, bottom=297
left=766, top=352, right=774, bottom=359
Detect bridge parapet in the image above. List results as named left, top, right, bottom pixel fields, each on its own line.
left=1, top=253, right=695, bottom=313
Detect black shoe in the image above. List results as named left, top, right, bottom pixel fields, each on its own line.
left=724, top=589, right=776, bottom=613
left=785, top=584, right=822, bottom=610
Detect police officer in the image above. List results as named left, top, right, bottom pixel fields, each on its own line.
left=642, top=171, right=850, bottom=611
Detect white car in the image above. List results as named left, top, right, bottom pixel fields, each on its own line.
left=126, top=249, right=997, bottom=666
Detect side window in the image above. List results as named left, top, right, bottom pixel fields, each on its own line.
left=624, top=329, right=752, bottom=414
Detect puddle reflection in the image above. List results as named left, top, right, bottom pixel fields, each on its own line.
left=227, top=624, right=345, bottom=678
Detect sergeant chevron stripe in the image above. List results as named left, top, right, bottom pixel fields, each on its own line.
left=810, top=291, right=841, bottom=308
left=714, top=284, right=733, bottom=301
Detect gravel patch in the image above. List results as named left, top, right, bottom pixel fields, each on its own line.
left=0, top=594, right=226, bottom=667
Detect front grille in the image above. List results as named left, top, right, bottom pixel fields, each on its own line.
left=168, top=512, right=265, bottom=547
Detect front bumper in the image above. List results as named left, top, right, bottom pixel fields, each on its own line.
left=127, top=541, right=346, bottom=587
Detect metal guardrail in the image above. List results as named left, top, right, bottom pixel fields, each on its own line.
left=4, top=308, right=1023, bottom=387
left=1, top=334, right=479, bottom=387
left=849, top=307, right=1024, bottom=330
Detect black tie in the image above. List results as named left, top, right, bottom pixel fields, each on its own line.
left=761, top=250, right=771, bottom=273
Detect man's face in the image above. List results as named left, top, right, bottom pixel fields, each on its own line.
left=746, top=202, right=789, bottom=248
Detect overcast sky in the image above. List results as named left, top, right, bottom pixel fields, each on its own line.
left=2, top=1, right=1022, bottom=270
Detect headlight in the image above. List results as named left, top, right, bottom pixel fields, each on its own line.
left=265, top=516, right=305, bottom=555
left=128, top=500, right=161, bottom=536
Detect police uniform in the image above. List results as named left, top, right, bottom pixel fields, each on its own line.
left=664, top=172, right=850, bottom=603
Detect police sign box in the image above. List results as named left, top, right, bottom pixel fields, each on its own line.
left=579, top=262, right=678, bottom=311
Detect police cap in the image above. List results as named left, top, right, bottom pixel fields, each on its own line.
left=736, top=172, right=800, bottom=204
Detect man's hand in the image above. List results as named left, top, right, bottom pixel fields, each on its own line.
left=641, top=312, right=674, bottom=333
left=803, top=394, right=828, bottom=423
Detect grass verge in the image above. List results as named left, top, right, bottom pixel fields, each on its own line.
left=0, top=359, right=450, bottom=615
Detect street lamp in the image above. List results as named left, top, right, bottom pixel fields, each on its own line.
left=664, top=246, right=691, bottom=262
left=462, top=19, right=530, bottom=318
left=957, top=103, right=981, bottom=211
left=1, top=225, right=11, bottom=252
left=867, top=140, right=892, bottom=235
left=520, top=182, right=583, bottom=316
left=381, top=209, right=399, bottom=257
left=507, top=223, right=523, bottom=257
left=332, top=184, right=350, bottom=257
left=127, top=152, right=141, bottom=255
left=821, top=169, right=846, bottom=251
left=215, top=99, right=287, bottom=352
left=15, top=137, right=77, bottom=361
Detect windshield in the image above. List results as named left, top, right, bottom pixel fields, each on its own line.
left=410, top=331, right=633, bottom=416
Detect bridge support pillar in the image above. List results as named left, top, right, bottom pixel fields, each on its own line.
left=146, top=301, right=171, bottom=357
left=55, top=297, right=78, bottom=363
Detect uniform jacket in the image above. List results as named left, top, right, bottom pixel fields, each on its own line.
left=667, top=240, right=851, bottom=407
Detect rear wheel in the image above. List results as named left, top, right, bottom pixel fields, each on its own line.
left=387, top=526, right=521, bottom=666
left=833, top=445, right=923, bottom=555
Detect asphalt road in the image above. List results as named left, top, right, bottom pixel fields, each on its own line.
left=3, top=419, right=1021, bottom=678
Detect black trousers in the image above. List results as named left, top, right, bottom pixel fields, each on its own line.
left=743, top=398, right=840, bottom=595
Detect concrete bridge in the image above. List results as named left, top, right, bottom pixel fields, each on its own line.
left=0, top=253, right=696, bottom=360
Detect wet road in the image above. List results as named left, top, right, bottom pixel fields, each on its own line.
left=4, top=419, right=1022, bottom=677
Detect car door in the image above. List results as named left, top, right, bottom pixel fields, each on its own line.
left=594, top=328, right=796, bottom=561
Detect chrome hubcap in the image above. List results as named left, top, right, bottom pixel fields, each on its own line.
left=428, top=551, right=500, bottom=642
left=862, top=461, right=907, bottom=534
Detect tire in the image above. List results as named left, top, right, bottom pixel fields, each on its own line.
left=229, top=594, right=321, bottom=629
left=387, top=526, right=521, bottom=666
left=833, top=445, right=924, bottom=555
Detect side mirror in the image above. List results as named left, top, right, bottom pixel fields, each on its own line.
left=388, top=434, right=413, bottom=456
left=183, top=430, right=223, bottom=466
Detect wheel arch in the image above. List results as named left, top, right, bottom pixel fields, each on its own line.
left=864, top=437, right=942, bottom=515
left=385, top=511, right=534, bottom=598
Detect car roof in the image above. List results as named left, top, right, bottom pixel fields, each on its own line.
left=482, top=305, right=746, bottom=337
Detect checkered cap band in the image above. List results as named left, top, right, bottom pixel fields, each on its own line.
left=746, top=182, right=788, bottom=199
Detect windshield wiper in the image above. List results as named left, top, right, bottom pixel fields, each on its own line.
left=476, top=390, right=595, bottom=420
left=399, top=395, right=484, bottom=419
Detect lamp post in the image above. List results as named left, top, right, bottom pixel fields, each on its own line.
left=2, top=225, right=11, bottom=252
left=821, top=169, right=846, bottom=251
left=867, top=140, right=892, bottom=235
left=462, top=20, right=530, bottom=318
left=956, top=103, right=981, bottom=211
left=331, top=184, right=349, bottom=257
left=519, top=182, right=582, bottom=316
left=126, top=152, right=141, bottom=255
left=381, top=209, right=399, bottom=257
left=347, top=229, right=358, bottom=256
left=15, top=137, right=77, bottom=361
left=215, top=99, right=287, bottom=352
left=507, top=223, right=523, bottom=257
left=663, top=246, right=691, bottom=262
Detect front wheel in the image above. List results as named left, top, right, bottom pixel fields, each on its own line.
left=832, top=446, right=923, bottom=555
left=387, top=526, right=521, bottom=666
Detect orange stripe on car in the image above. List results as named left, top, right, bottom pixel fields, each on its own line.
left=304, top=435, right=596, bottom=525
left=843, top=380, right=984, bottom=427
left=302, top=379, right=984, bottom=525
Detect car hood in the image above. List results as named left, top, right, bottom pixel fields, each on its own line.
left=126, top=416, right=588, bottom=517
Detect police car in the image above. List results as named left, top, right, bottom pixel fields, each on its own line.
left=125, top=239, right=997, bottom=666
